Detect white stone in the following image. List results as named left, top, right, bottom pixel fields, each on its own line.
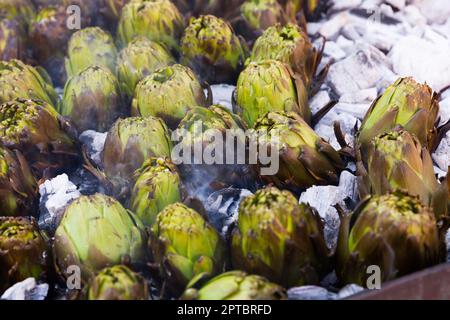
left=432, top=133, right=450, bottom=172
left=310, top=90, right=331, bottom=115
left=411, top=0, right=450, bottom=24
left=339, top=88, right=378, bottom=104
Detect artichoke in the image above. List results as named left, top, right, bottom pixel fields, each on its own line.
left=86, top=265, right=148, bottom=300
left=132, top=64, right=208, bottom=129
left=231, top=187, right=330, bottom=287
left=100, top=0, right=130, bottom=26
left=358, top=129, right=448, bottom=220
left=61, top=66, right=125, bottom=132
left=130, top=157, right=183, bottom=227
left=54, top=194, right=147, bottom=283
left=176, top=105, right=258, bottom=191
left=233, top=59, right=310, bottom=127
left=149, top=203, right=227, bottom=296
left=102, top=116, right=172, bottom=199
left=0, top=217, right=47, bottom=293
left=29, top=6, right=75, bottom=87
left=181, top=271, right=286, bottom=300
left=0, top=18, right=27, bottom=62
left=117, top=37, right=175, bottom=99
left=278, top=0, right=325, bottom=20
left=254, top=111, right=344, bottom=192
left=65, top=27, right=118, bottom=78
left=336, top=190, right=446, bottom=286
left=0, top=146, right=37, bottom=217
left=0, top=99, right=80, bottom=179
left=180, top=15, right=247, bottom=84
left=0, top=59, right=60, bottom=108
left=0, top=0, right=35, bottom=27
left=117, top=0, right=185, bottom=53
left=235, top=0, right=288, bottom=42
left=250, top=23, right=319, bottom=89
left=173, top=0, right=244, bottom=18
left=357, top=77, right=440, bottom=155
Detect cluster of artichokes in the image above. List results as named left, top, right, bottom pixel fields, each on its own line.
left=0, top=0, right=448, bottom=302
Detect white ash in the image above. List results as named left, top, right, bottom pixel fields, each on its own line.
left=337, top=284, right=365, bottom=299
left=389, top=35, right=450, bottom=92
left=79, top=130, right=107, bottom=168
left=299, top=171, right=358, bottom=251
left=309, top=90, right=332, bottom=115
left=411, top=0, right=450, bottom=24
left=204, top=188, right=253, bottom=238
left=439, top=97, right=450, bottom=125
left=1, top=278, right=48, bottom=301
left=287, top=286, right=337, bottom=300
left=207, top=84, right=235, bottom=111
left=433, top=133, right=450, bottom=173
left=315, top=110, right=360, bottom=150
left=38, top=174, right=81, bottom=235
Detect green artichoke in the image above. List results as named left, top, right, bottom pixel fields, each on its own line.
left=231, top=187, right=330, bottom=287
left=336, top=190, right=446, bottom=286
left=100, top=0, right=130, bottom=25
left=130, top=157, right=183, bottom=227
left=62, top=66, right=125, bottom=132
left=250, top=23, right=319, bottom=89
left=0, top=217, right=47, bottom=293
left=102, top=116, right=172, bottom=199
left=254, top=111, right=344, bottom=192
left=357, top=77, right=440, bottom=155
left=0, top=99, right=80, bottom=179
left=65, top=27, right=118, bottom=78
left=54, top=194, right=147, bottom=283
left=175, top=105, right=258, bottom=190
left=132, top=64, right=208, bottom=129
left=86, top=265, right=148, bottom=300
left=0, top=0, right=35, bottom=27
left=149, top=203, right=227, bottom=296
left=0, top=146, right=37, bottom=217
left=181, top=271, right=286, bottom=300
left=358, top=129, right=448, bottom=221
left=29, top=6, right=75, bottom=87
left=180, top=15, right=247, bottom=84
left=0, top=18, right=27, bottom=62
left=0, top=59, right=60, bottom=108
left=236, top=0, right=288, bottom=41
left=117, top=37, right=175, bottom=99
left=234, top=60, right=310, bottom=127
left=117, top=0, right=185, bottom=53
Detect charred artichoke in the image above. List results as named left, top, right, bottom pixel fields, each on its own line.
left=250, top=23, right=319, bottom=89
left=149, top=203, right=227, bottom=296
left=0, top=59, right=59, bottom=108
left=254, top=111, right=344, bottom=192
left=175, top=105, right=258, bottom=190
left=0, top=18, right=27, bottom=62
left=117, top=0, right=184, bottom=53
left=234, top=60, right=310, bottom=127
left=0, top=146, right=37, bottom=217
left=65, top=27, right=118, bottom=78
left=54, top=194, right=147, bottom=283
left=86, top=265, right=148, bottom=300
left=130, top=157, right=183, bottom=227
left=181, top=271, right=286, bottom=300
left=0, top=99, right=80, bottom=179
left=117, top=37, right=175, bottom=99
left=231, top=187, right=330, bottom=287
left=337, top=190, right=445, bottom=286
left=0, top=0, right=35, bottom=27
left=0, top=217, right=47, bottom=293
left=102, top=116, right=172, bottom=199
left=180, top=15, right=247, bottom=84
left=61, top=66, right=125, bottom=132
left=357, top=77, right=440, bottom=155
left=29, top=6, right=75, bottom=87
left=132, top=64, right=208, bottom=129
left=358, top=129, right=448, bottom=220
